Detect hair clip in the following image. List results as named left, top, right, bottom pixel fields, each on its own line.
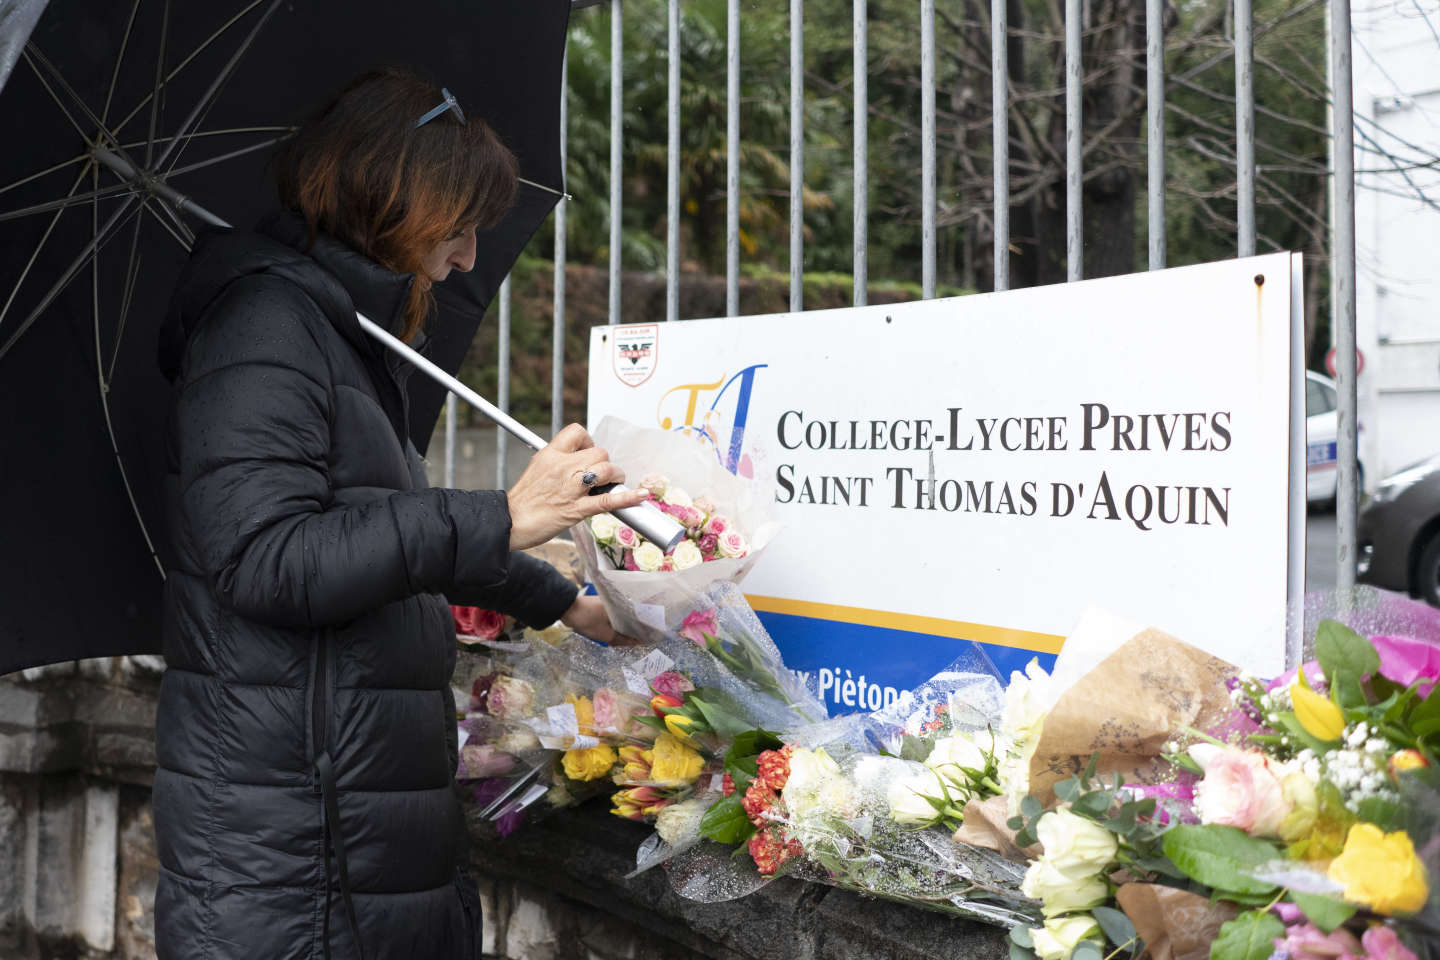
left=415, top=88, right=466, bottom=128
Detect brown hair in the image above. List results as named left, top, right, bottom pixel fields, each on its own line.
left=273, top=67, right=518, bottom=341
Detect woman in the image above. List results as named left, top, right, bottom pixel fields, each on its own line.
left=152, top=68, right=647, bottom=959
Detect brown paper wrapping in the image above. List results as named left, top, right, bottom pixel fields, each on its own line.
left=1028, top=629, right=1237, bottom=806
left=1116, top=883, right=1239, bottom=960
left=953, top=795, right=1041, bottom=863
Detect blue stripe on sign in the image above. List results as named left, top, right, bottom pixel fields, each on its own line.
left=755, top=609, right=1059, bottom=716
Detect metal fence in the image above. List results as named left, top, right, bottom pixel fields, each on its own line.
left=455, top=0, right=1363, bottom=594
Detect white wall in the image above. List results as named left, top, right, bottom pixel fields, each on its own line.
left=1351, top=0, right=1440, bottom=486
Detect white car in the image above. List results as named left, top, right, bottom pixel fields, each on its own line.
left=1305, top=370, right=1363, bottom=505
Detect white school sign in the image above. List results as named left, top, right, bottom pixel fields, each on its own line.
left=588, top=254, right=1302, bottom=710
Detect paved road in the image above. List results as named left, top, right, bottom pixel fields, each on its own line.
left=1306, top=510, right=1340, bottom=591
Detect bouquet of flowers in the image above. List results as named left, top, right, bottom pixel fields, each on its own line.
left=964, top=588, right=1440, bottom=960
left=635, top=646, right=1040, bottom=926
left=571, top=417, right=779, bottom=643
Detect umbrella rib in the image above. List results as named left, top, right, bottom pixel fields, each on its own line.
left=102, top=0, right=144, bottom=125
left=110, top=0, right=272, bottom=139
left=90, top=173, right=167, bottom=581
left=152, top=0, right=285, bottom=174
left=144, top=0, right=173, bottom=167
left=0, top=161, right=95, bottom=333
left=0, top=180, right=147, bottom=224
left=25, top=44, right=141, bottom=171
left=109, top=213, right=146, bottom=384
left=166, top=133, right=291, bottom=180
left=0, top=194, right=144, bottom=364
left=0, top=154, right=92, bottom=200
left=146, top=196, right=197, bottom=249
left=119, top=126, right=295, bottom=152
left=519, top=177, right=570, bottom=200
left=22, top=48, right=96, bottom=149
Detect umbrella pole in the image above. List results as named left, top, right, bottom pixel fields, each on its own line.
left=89, top=148, right=686, bottom=552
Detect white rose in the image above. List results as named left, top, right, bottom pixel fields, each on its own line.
left=654, top=797, right=710, bottom=847
left=692, top=495, right=717, bottom=518
left=664, top=487, right=694, bottom=508
left=633, top=542, right=665, bottom=572
left=926, top=732, right=990, bottom=781
left=640, top=474, right=670, bottom=497
left=717, top=531, right=749, bottom=559
left=885, top=768, right=945, bottom=826
left=670, top=539, right=703, bottom=571
left=1030, top=916, right=1102, bottom=960
left=1021, top=859, right=1109, bottom=916
left=1035, top=807, right=1118, bottom=878
left=589, top=513, right=620, bottom=543
left=495, top=730, right=541, bottom=753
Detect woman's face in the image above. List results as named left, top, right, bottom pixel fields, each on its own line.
left=419, top=225, right=478, bottom=282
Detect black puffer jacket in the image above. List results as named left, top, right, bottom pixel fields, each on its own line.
left=152, top=214, right=576, bottom=960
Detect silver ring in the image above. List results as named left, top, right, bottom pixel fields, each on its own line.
left=581, top=471, right=598, bottom=487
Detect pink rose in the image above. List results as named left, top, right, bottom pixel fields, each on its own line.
left=1271, top=922, right=1361, bottom=960
left=615, top=525, right=641, bottom=550
left=717, top=530, right=749, bottom=559
left=1361, top=925, right=1420, bottom=960
left=452, top=605, right=506, bottom=641
left=679, top=608, right=720, bottom=647
left=593, top=686, right=651, bottom=737
left=1192, top=746, right=1291, bottom=836
left=1371, top=634, right=1440, bottom=698
left=697, top=533, right=719, bottom=556
left=622, top=550, right=640, bottom=571
left=486, top=675, right=536, bottom=719
left=703, top=514, right=730, bottom=536
left=458, top=743, right=515, bottom=779
left=693, top=496, right=717, bottom=516
left=650, top=670, right=694, bottom=701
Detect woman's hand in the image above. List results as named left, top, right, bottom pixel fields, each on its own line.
left=506, top=423, right=651, bottom=551
left=560, top=594, right=640, bottom=646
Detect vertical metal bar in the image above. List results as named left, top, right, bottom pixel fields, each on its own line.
left=499, top=275, right=513, bottom=482
left=853, top=0, right=868, bottom=305
left=1332, top=0, right=1358, bottom=589
left=1065, top=0, right=1082, bottom=282
left=666, top=0, right=680, bottom=324
left=444, top=394, right=456, bottom=487
left=790, top=0, right=804, bottom=311
left=726, top=0, right=740, bottom=317
left=609, top=0, right=623, bottom=326
left=992, top=0, right=1009, bottom=291
left=921, top=0, right=936, bottom=299
left=1146, top=0, right=1166, bottom=270
left=547, top=48, right=568, bottom=448
left=1236, top=0, right=1256, bottom=257
left=1287, top=253, right=1306, bottom=666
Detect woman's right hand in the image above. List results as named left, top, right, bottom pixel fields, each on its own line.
left=505, top=423, right=652, bottom=551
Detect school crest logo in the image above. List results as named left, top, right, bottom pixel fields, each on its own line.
left=612, top=324, right=659, bottom=387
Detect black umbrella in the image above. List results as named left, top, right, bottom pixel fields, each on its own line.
left=0, top=0, right=573, bottom=674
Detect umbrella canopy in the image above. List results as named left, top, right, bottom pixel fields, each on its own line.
left=0, top=0, right=570, bottom=674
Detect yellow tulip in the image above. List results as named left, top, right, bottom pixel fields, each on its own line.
left=1289, top=682, right=1345, bottom=742
left=1328, top=823, right=1430, bottom=915
left=663, top=712, right=695, bottom=740
left=560, top=744, right=617, bottom=782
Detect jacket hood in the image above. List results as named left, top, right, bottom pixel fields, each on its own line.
left=159, top=212, right=418, bottom=382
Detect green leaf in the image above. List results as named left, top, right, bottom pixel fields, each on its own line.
left=724, top=729, right=783, bottom=767
left=1412, top=684, right=1440, bottom=730
left=1332, top=672, right=1368, bottom=710
left=1054, top=778, right=1082, bottom=802
left=1092, top=906, right=1141, bottom=955
left=1021, top=795, right=1042, bottom=820
left=900, top=735, right=931, bottom=763
left=1274, top=713, right=1331, bottom=755
left=1008, top=942, right=1035, bottom=960
left=1069, top=941, right=1103, bottom=960
left=1210, top=909, right=1285, bottom=960
left=1073, top=790, right=1115, bottom=819
left=1161, top=825, right=1281, bottom=895
left=1081, top=753, right=1100, bottom=785
left=689, top=695, right=754, bottom=738
left=1009, top=926, right=1035, bottom=949
left=1007, top=816, right=1026, bottom=831
left=1355, top=795, right=1403, bottom=830
left=698, top=795, right=756, bottom=845
left=1286, top=891, right=1357, bottom=934
left=1315, top=620, right=1380, bottom=684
